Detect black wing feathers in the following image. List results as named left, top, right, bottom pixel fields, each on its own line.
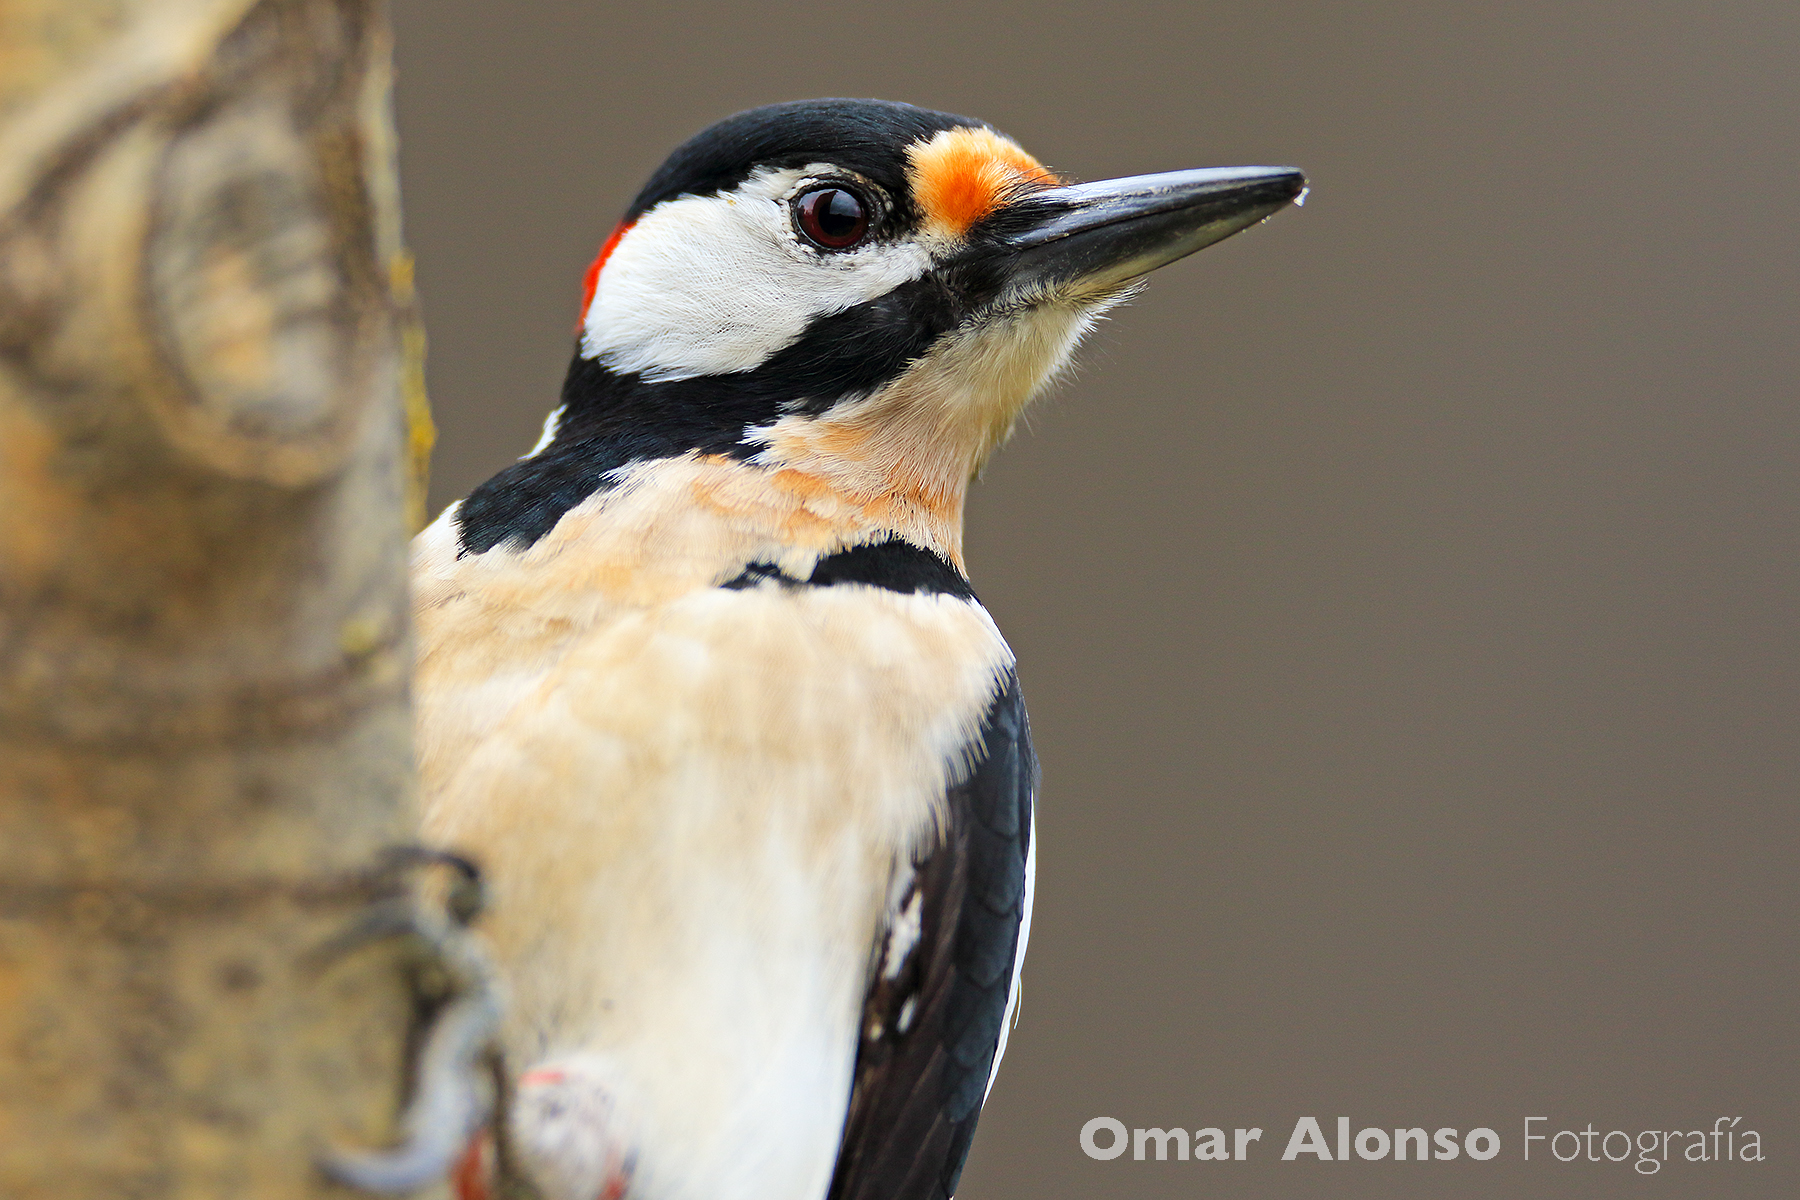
left=828, top=673, right=1036, bottom=1200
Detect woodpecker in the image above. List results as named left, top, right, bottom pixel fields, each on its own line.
left=413, top=99, right=1302, bottom=1200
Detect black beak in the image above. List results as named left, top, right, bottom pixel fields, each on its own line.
left=980, top=166, right=1306, bottom=298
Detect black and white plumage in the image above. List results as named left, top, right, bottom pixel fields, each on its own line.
left=413, top=100, right=1302, bottom=1200
left=830, top=669, right=1035, bottom=1200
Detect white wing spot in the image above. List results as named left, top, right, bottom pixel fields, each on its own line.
left=882, top=889, right=923, bottom=981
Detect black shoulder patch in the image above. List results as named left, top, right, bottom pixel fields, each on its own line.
left=722, top=538, right=976, bottom=600
left=454, top=351, right=756, bottom=556
left=453, top=436, right=619, bottom=557
left=828, top=672, right=1036, bottom=1200
left=627, top=99, right=984, bottom=221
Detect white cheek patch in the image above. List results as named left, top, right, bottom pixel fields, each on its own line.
left=582, top=167, right=933, bottom=383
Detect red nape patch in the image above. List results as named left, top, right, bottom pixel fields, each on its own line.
left=577, top=221, right=633, bottom=327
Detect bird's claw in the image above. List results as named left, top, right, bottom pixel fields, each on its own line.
left=310, top=845, right=506, bottom=1194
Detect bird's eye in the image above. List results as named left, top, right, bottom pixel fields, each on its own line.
left=794, top=186, right=870, bottom=250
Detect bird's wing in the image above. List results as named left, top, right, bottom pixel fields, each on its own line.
left=826, top=671, right=1037, bottom=1200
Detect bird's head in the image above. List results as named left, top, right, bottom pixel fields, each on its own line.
left=455, top=99, right=1303, bottom=558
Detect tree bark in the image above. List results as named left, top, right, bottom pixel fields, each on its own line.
left=0, top=1, right=440, bottom=1195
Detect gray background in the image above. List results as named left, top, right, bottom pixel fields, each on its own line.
left=389, top=2, right=1797, bottom=1196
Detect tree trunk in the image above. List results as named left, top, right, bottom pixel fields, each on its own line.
left=0, top=0, right=442, bottom=1195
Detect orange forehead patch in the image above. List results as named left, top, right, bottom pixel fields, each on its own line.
left=906, top=126, right=1057, bottom=239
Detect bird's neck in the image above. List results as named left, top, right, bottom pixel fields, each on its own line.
left=500, top=303, right=1092, bottom=572
left=741, top=388, right=986, bottom=568
left=740, top=303, right=1098, bottom=562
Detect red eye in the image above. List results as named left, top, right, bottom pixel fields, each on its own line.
left=795, top=186, right=870, bottom=250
